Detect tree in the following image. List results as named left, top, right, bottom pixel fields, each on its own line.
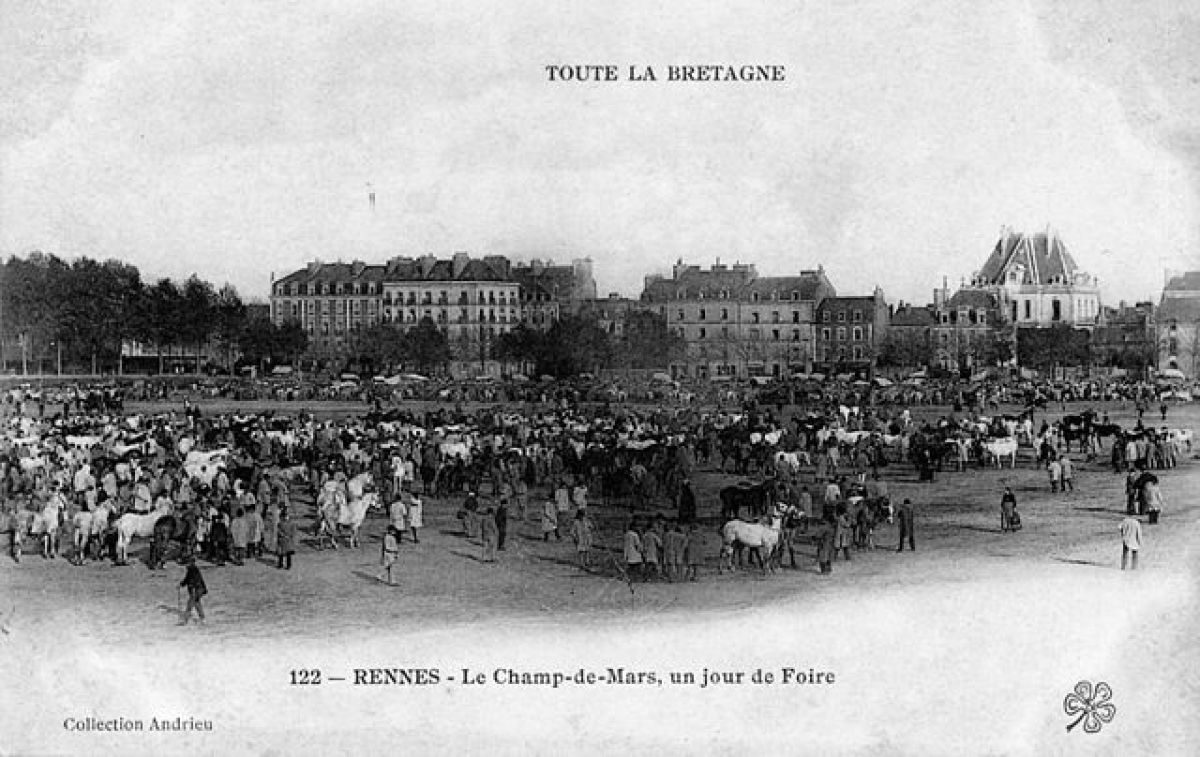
left=1, top=252, right=70, bottom=373
left=877, top=329, right=929, bottom=369
left=212, top=284, right=247, bottom=372
left=401, top=317, right=450, bottom=373
left=535, top=315, right=612, bottom=377
left=1017, top=325, right=1091, bottom=371
left=492, top=324, right=541, bottom=375
left=349, top=322, right=407, bottom=375
left=617, top=311, right=684, bottom=369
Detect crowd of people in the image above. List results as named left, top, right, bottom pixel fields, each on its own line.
left=0, top=371, right=1193, bottom=599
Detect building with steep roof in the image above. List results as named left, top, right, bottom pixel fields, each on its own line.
left=640, top=259, right=835, bottom=379
left=966, top=227, right=1101, bottom=328
left=1158, top=271, right=1200, bottom=378
left=270, top=253, right=593, bottom=370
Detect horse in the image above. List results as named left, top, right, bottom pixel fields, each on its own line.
left=114, top=502, right=172, bottom=566
left=147, top=513, right=194, bottom=570
left=982, top=437, right=1019, bottom=469
left=719, top=480, right=773, bottom=521
left=336, top=492, right=380, bottom=548
left=719, top=515, right=783, bottom=574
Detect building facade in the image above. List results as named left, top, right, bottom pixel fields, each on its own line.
left=964, top=227, right=1101, bottom=328
left=640, top=259, right=835, bottom=379
left=579, top=294, right=645, bottom=338
left=884, top=287, right=1006, bottom=373
left=1158, top=272, right=1200, bottom=379
left=814, top=289, right=890, bottom=374
left=1092, top=301, right=1156, bottom=372
left=270, top=254, right=592, bottom=368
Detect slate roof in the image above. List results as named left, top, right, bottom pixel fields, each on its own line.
left=976, top=230, right=1084, bottom=286
left=890, top=306, right=936, bottom=327
left=946, top=289, right=998, bottom=309
left=1164, top=271, right=1200, bottom=292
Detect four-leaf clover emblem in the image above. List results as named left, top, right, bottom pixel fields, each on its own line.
left=1064, top=680, right=1116, bottom=733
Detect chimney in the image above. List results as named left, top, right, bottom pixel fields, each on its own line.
left=531, top=259, right=545, bottom=275
left=352, top=260, right=366, bottom=277
left=307, top=260, right=322, bottom=275
left=418, top=254, right=437, bottom=278
left=452, top=252, right=470, bottom=278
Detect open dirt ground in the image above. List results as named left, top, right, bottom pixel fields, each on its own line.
left=2, top=400, right=1197, bottom=754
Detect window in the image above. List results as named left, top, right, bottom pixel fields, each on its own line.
left=837, top=327, right=847, bottom=341
left=699, top=327, right=706, bottom=339
left=792, top=329, right=800, bottom=341
left=853, top=346, right=864, bottom=360
left=752, top=292, right=761, bottom=302
left=792, top=311, right=800, bottom=323
left=752, top=312, right=760, bottom=324
left=940, top=312, right=949, bottom=324
left=772, top=311, right=780, bottom=323
left=749, top=328, right=761, bottom=340
left=852, top=326, right=863, bottom=341
left=836, top=312, right=846, bottom=322
left=677, top=309, right=684, bottom=320
left=1052, top=299, right=1062, bottom=321
left=699, top=308, right=706, bottom=321
left=792, top=291, right=800, bottom=301
left=821, top=327, right=831, bottom=341
left=822, top=311, right=830, bottom=322
left=852, top=310, right=862, bottom=322
left=1011, top=301, right=1018, bottom=321
left=1024, top=300, right=1031, bottom=320
left=772, top=329, right=780, bottom=341
left=721, top=308, right=729, bottom=320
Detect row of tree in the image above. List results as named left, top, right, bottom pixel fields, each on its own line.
left=336, top=311, right=686, bottom=378
left=0, top=252, right=305, bottom=374
left=875, top=323, right=1162, bottom=373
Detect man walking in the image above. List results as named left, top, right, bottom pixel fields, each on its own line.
left=896, top=498, right=915, bottom=552
left=277, top=509, right=297, bottom=570
left=1059, top=455, right=1074, bottom=493
left=179, top=557, right=207, bottom=625
left=1120, top=514, right=1142, bottom=570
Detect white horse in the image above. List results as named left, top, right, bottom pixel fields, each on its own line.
left=983, top=437, right=1019, bottom=469
left=336, top=492, right=380, bottom=548
left=720, top=515, right=783, bottom=574
left=114, top=502, right=171, bottom=564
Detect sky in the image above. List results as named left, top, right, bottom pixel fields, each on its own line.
left=2, top=0, right=1198, bottom=306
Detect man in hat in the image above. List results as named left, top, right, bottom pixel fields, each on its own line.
left=179, top=557, right=207, bottom=625
left=677, top=478, right=696, bottom=523
left=1120, top=513, right=1142, bottom=570
left=896, top=498, right=915, bottom=552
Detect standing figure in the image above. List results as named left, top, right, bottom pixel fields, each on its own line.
left=179, top=558, right=208, bottom=625
left=896, top=498, right=915, bottom=552
left=1119, top=514, right=1142, bottom=570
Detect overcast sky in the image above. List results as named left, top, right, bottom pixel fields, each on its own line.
left=2, top=0, right=1197, bottom=305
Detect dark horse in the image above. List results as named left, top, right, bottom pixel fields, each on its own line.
left=719, top=480, right=775, bottom=521
left=148, top=514, right=194, bottom=570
